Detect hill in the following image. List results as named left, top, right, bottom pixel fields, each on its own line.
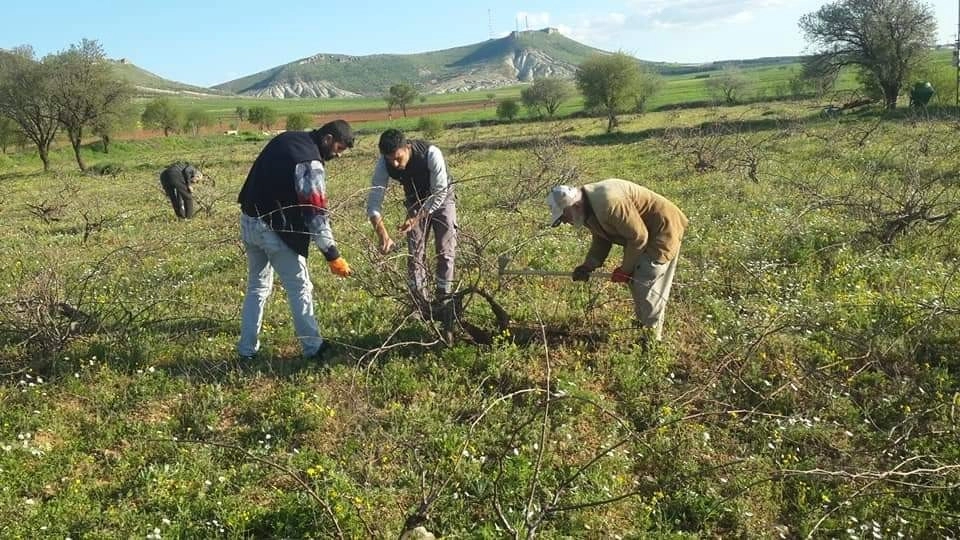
left=213, top=28, right=610, bottom=98
left=109, top=59, right=231, bottom=97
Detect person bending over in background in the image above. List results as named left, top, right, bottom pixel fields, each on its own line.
left=160, top=161, right=202, bottom=219
left=236, top=119, right=355, bottom=360
left=547, top=178, right=688, bottom=345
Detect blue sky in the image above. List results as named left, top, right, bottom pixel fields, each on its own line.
left=3, top=0, right=958, bottom=88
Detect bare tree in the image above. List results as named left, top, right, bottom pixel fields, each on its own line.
left=0, top=46, right=59, bottom=171
left=706, top=66, right=748, bottom=105
left=799, top=0, right=936, bottom=110
left=46, top=39, right=134, bottom=171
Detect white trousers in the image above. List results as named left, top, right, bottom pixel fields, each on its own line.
left=237, top=214, right=323, bottom=357
left=630, top=251, right=679, bottom=341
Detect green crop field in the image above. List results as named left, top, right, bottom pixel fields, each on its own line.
left=1, top=99, right=959, bottom=538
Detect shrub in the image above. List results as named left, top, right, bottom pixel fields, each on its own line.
left=416, top=116, right=444, bottom=139
left=496, top=98, right=519, bottom=120
left=285, top=113, right=311, bottom=132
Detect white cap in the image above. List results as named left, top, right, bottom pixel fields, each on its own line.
left=546, top=185, right=581, bottom=227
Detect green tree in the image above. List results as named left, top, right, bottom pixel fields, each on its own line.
left=496, top=98, right=520, bottom=120
left=248, top=106, right=278, bottom=130
left=142, top=98, right=183, bottom=136
left=634, top=66, right=664, bottom=113
left=235, top=106, right=248, bottom=124
left=184, top=109, right=213, bottom=136
left=520, top=78, right=572, bottom=118
left=46, top=39, right=134, bottom=170
left=0, top=46, right=60, bottom=171
left=706, top=66, right=748, bottom=105
left=91, top=102, right=139, bottom=153
left=0, top=115, right=19, bottom=154
left=285, top=112, right=311, bottom=131
left=799, top=0, right=936, bottom=110
left=385, top=83, right=418, bottom=117
left=575, top=52, right=643, bottom=133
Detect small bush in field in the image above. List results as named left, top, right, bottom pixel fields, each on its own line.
left=285, top=113, right=311, bottom=132
left=496, top=98, right=519, bottom=120
left=416, top=116, right=444, bottom=139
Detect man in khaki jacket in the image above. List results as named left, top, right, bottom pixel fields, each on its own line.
left=547, top=178, right=688, bottom=341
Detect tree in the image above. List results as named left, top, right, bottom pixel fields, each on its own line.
left=0, top=46, right=60, bottom=171
left=248, top=106, right=278, bottom=130
left=496, top=98, right=520, bottom=120
left=0, top=115, right=19, bottom=154
left=575, top=52, right=644, bottom=133
left=706, top=66, right=748, bottom=105
left=799, top=0, right=936, bottom=110
left=46, top=39, right=134, bottom=170
left=235, top=106, right=248, bottom=124
left=520, top=78, right=571, bottom=118
left=385, top=83, right=418, bottom=117
left=184, top=109, right=213, bottom=136
left=285, top=112, right=311, bottom=131
left=634, top=66, right=664, bottom=113
left=142, top=98, right=183, bottom=136
left=91, top=102, right=139, bottom=153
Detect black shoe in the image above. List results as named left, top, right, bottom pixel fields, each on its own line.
left=305, top=340, right=331, bottom=361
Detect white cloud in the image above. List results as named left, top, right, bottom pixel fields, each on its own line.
left=558, top=0, right=794, bottom=44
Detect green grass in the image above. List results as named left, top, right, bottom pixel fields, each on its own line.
left=1, top=100, right=959, bottom=538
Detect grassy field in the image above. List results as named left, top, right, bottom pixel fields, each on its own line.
left=1, top=100, right=959, bottom=538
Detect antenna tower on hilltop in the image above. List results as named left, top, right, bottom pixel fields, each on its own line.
left=488, top=9, right=493, bottom=39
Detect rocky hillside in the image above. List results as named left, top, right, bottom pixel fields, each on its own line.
left=213, top=28, right=608, bottom=98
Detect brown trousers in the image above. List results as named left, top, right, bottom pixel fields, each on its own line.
left=406, top=196, right=457, bottom=301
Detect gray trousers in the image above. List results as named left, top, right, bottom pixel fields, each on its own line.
left=630, top=250, right=679, bottom=341
left=406, top=196, right=457, bottom=300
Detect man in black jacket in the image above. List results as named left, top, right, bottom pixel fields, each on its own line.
left=159, top=162, right=202, bottom=218
left=236, top=119, right=354, bottom=360
left=366, top=129, right=457, bottom=317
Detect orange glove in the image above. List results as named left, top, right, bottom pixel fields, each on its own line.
left=611, top=267, right=632, bottom=284
left=328, top=257, right=352, bottom=277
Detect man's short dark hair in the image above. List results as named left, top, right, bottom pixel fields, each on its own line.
left=317, top=119, right=355, bottom=148
left=378, top=128, right=406, bottom=155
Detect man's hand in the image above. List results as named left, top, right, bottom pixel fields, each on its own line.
left=328, top=257, right=352, bottom=278
left=378, top=234, right=396, bottom=254
left=611, top=267, right=632, bottom=283
left=398, top=216, right=418, bottom=234
left=572, top=264, right=592, bottom=282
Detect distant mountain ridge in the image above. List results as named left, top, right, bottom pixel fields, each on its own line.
left=107, top=30, right=812, bottom=100
left=213, top=28, right=609, bottom=98
left=109, top=59, right=229, bottom=97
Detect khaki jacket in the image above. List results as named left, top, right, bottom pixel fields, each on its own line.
left=581, top=179, right=688, bottom=270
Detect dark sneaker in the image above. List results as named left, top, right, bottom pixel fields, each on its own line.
left=305, top=340, right=331, bottom=362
